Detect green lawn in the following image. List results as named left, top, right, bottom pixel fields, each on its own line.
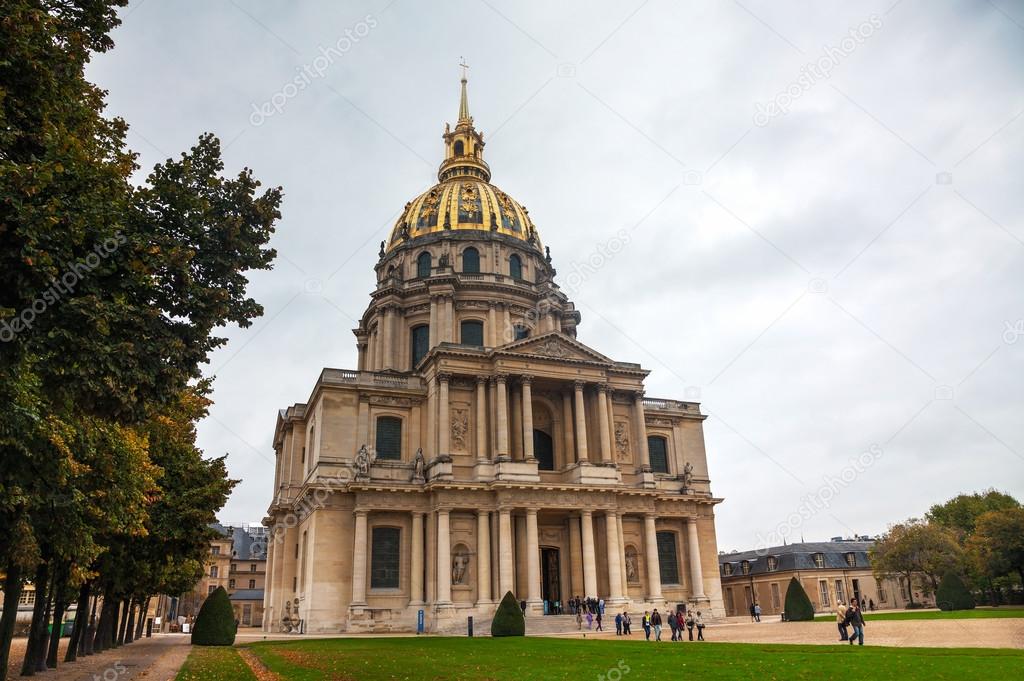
left=175, top=645, right=257, bottom=681
left=197, top=637, right=1024, bottom=681
left=813, top=606, right=1024, bottom=622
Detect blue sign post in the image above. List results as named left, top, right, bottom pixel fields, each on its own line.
left=417, top=609, right=425, bottom=634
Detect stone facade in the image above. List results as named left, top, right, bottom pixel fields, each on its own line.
left=261, top=74, right=726, bottom=634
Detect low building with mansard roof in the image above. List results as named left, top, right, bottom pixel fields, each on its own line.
left=262, top=71, right=726, bottom=633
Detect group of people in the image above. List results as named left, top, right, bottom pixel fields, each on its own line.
left=836, top=600, right=867, bottom=645
left=574, top=606, right=706, bottom=641
left=567, top=596, right=604, bottom=616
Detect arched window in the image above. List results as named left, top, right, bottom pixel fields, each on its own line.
left=375, top=416, right=402, bottom=460
left=534, top=429, right=554, bottom=471
left=370, top=527, right=400, bottom=589
left=460, top=320, right=484, bottom=347
left=410, top=325, right=429, bottom=369
left=462, top=247, right=480, bottom=273
left=509, top=253, right=523, bottom=280
left=656, top=531, right=680, bottom=585
left=647, top=436, right=669, bottom=474
left=454, top=140, right=465, bottom=156
left=416, top=252, right=432, bottom=279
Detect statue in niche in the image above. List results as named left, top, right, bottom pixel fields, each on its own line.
left=411, top=447, right=425, bottom=483
left=354, top=444, right=372, bottom=478
left=625, top=549, right=640, bottom=583
left=451, top=551, right=469, bottom=585
left=438, top=251, right=450, bottom=269
left=681, top=461, right=693, bottom=489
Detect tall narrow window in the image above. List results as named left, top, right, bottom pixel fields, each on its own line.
left=655, top=531, right=680, bottom=585
left=417, top=252, right=432, bottom=279
left=770, top=583, right=781, bottom=610
left=371, top=527, right=401, bottom=589
left=462, top=247, right=480, bottom=273
left=819, top=580, right=830, bottom=607
left=509, top=253, right=523, bottom=279
left=835, top=579, right=846, bottom=604
left=647, top=436, right=669, bottom=474
left=410, top=325, right=429, bottom=368
left=460, top=320, right=484, bottom=347
left=453, top=140, right=465, bottom=156
left=375, top=416, right=402, bottom=460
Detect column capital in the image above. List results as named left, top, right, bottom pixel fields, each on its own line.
left=437, top=372, right=453, bottom=384
left=354, top=508, right=369, bottom=518
left=494, top=373, right=509, bottom=384
left=644, top=512, right=657, bottom=521
left=519, top=374, right=533, bottom=386
left=573, top=379, right=587, bottom=391
left=580, top=509, right=593, bottom=518
left=633, top=390, right=646, bottom=401
left=596, top=382, right=610, bottom=393
left=475, top=374, right=489, bottom=385
left=525, top=507, right=538, bottom=517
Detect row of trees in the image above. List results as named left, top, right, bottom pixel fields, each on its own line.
left=870, top=490, right=1024, bottom=608
left=1, top=1, right=281, bottom=678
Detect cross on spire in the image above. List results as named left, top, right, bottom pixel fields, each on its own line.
left=459, top=57, right=469, bottom=82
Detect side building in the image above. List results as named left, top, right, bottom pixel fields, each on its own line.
left=177, top=523, right=268, bottom=627
left=718, top=539, right=936, bottom=617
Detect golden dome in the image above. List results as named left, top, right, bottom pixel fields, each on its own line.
left=386, top=71, right=541, bottom=251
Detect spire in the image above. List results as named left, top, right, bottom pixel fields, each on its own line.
left=458, top=58, right=471, bottom=124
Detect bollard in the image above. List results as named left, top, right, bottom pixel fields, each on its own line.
left=467, top=615, right=473, bottom=637
left=146, top=618, right=153, bottom=638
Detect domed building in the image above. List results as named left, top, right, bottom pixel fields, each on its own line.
left=262, top=73, right=726, bottom=633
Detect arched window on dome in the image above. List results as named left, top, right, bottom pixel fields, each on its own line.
left=514, top=324, right=530, bottom=341
left=410, top=325, right=429, bottom=369
left=416, top=252, right=432, bottom=279
left=460, top=320, right=484, bottom=348
left=509, top=253, right=523, bottom=280
left=454, top=140, right=465, bottom=156
left=462, top=247, right=480, bottom=273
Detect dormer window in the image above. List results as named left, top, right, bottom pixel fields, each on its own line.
left=723, top=563, right=733, bottom=576
left=845, top=552, right=857, bottom=567
left=767, top=555, right=778, bottom=572
left=741, top=560, right=751, bottom=575
left=813, top=553, right=825, bottom=568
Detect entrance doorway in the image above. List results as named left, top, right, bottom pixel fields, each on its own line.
left=541, top=547, right=561, bottom=613
left=534, top=430, right=554, bottom=471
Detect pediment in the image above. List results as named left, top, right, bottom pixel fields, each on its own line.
left=495, top=332, right=613, bottom=364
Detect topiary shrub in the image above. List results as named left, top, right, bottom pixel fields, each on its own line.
left=191, top=586, right=236, bottom=646
left=490, top=591, right=525, bottom=637
left=783, top=576, right=815, bottom=621
left=936, top=572, right=975, bottom=611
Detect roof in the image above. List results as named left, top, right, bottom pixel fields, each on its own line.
left=228, top=589, right=264, bottom=601
left=718, top=541, right=875, bottom=576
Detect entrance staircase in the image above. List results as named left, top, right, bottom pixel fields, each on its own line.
left=435, top=614, right=581, bottom=637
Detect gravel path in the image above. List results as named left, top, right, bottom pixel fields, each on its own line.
left=4, top=634, right=190, bottom=681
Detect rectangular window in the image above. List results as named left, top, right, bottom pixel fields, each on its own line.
left=231, top=563, right=237, bottom=572
left=371, top=527, right=401, bottom=589
left=208, top=585, right=216, bottom=595
left=770, top=582, right=781, bottom=610
left=835, top=580, right=845, bottom=604
left=460, top=320, right=484, bottom=347
left=879, top=583, right=888, bottom=602
left=229, top=579, right=235, bottom=589
left=655, top=531, right=680, bottom=585
left=647, top=436, right=669, bottom=474
left=292, top=576, right=297, bottom=592
left=411, top=325, right=430, bottom=368
left=819, top=580, right=830, bottom=608
left=249, top=579, right=256, bottom=589
left=725, top=587, right=734, bottom=614
left=250, top=563, right=257, bottom=572
left=211, top=546, right=221, bottom=556
left=375, top=417, right=403, bottom=460
left=18, top=590, right=35, bottom=606
left=743, top=585, right=752, bottom=609
left=210, top=566, right=218, bottom=578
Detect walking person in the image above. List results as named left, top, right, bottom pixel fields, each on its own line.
left=836, top=602, right=849, bottom=642
left=845, top=600, right=865, bottom=646
left=695, top=611, right=705, bottom=641
left=642, top=611, right=651, bottom=640
left=599, top=597, right=605, bottom=615
left=685, top=611, right=695, bottom=641
left=754, top=603, right=761, bottom=623
left=615, top=612, right=623, bottom=636
left=651, top=609, right=663, bottom=641
left=586, top=610, right=593, bottom=630
left=576, top=609, right=583, bottom=630
left=595, top=610, right=603, bottom=632
left=668, top=611, right=678, bottom=641
left=749, top=602, right=756, bottom=622
left=623, top=612, right=632, bottom=635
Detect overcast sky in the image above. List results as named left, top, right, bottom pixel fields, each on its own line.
left=87, top=0, right=1023, bottom=552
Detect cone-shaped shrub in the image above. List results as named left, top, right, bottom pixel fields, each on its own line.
left=936, top=572, right=975, bottom=611
left=191, top=586, right=236, bottom=645
left=783, top=576, right=815, bottom=621
left=490, top=591, right=525, bottom=637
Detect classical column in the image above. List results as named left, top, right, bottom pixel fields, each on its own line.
left=644, top=514, right=663, bottom=601
left=429, top=296, right=438, bottom=347
left=501, top=304, right=511, bottom=344
left=351, top=509, right=368, bottom=606
left=633, top=391, right=651, bottom=471
left=487, top=302, right=497, bottom=347
left=498, top=509, right=514, bottom=596
left=510, top=384, right=522, bottom=460
left=445, top=296, right=455, bottom=343
left=475, top=376, right=488, bottom=462
left=436, top=510, right=452, bottom=604
left=606, top=389, right=616, bottom=462
left=525, top=509, right=541, bottom=605
left=597, top=384, right=612, bottom=464
left=521, top=376, right=535, bottom=461
left=616, top=512, right=629, bottom=598
left=477, top=511, right=492, bottom=604
left=562, top=391, right=576, bottom=463
left=574, top=381, right=589, bottom=463
left=367, top=330, right=377, bottom=372
left=438, top=373, right=451, bottom=457
left=495, top=375, right=509, bottom=459
left=580, top=510, right=598, bottom=597
left=426, top=376, right=437, bottom=459
left=356, top=395, right=370, bottom=453
left=604, top=512, right=623, bottom=600
left=381, top=305, right=395, bottom=370
left=687, top=517, right=706, bottom=598
left=356, top=341, right=367, bottom=372
left=410, top=512, right=425, bottom=605
left=568, top=515, right=584, bottom=597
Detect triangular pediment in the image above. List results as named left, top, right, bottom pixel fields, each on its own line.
left=494, top=332, right=613, bottom=364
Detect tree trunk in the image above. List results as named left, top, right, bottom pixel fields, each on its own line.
left=84, top=592, right=98, bottom=656
left=45, top=584, right=66, bottom=668
left=33, top=576, right=54, bottom=673
left=124, top=599, right=136, bottom=644
left=116, top=598, right=131, bottom=646
left=906, top=574, right=915, bottom=606
left=65, top=582, right=90, bottom=663
left=92, top=593, right=114, bottom=653
left=135, top=596, right=150, bottom=639
left=0, top=563, right=24, bottom=681
left=19, top=561, right=49, bottom=677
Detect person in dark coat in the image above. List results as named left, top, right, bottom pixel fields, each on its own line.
left=685, top=611, right=695, bottom=641
left=668, top=611, right=678, bottom=641
left=844, top=600, right=865, bottom=645
left=615, top=612, right=623, bottom=635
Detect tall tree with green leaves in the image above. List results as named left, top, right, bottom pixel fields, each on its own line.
left=870, top=519, right=963, bottom=604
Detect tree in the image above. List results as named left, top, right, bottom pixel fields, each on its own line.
left=490, top=591, right=525, bottom=637
left=870, top=519, right=962, bottom=603
left=927, top=490, right=1020, bottom=539
left=190, top=587, right=236, bottom=646
left=783, top=577, right=814, bottom=621
left=935, top=572, right=975, bottom=611
left=969, top=508, right=1024, bottom=587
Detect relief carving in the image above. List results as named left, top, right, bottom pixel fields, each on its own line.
left=614, top=421, right=631, bottom=462
left=451, top=408, right=470, bottom=452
